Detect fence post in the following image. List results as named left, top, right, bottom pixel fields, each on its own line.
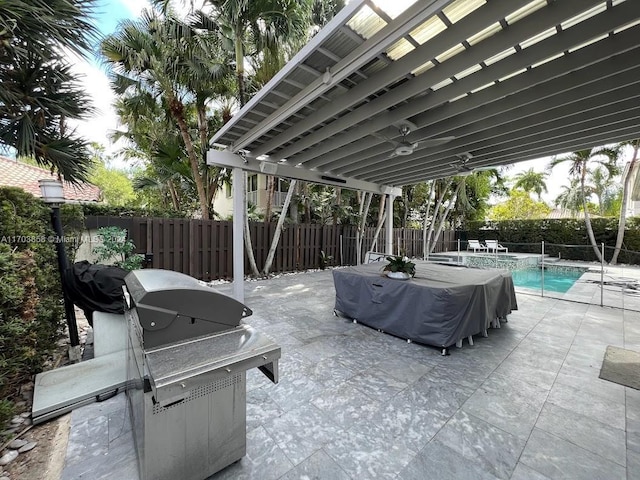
left=541, top=240, right=545, bottom=298
left=601, top=242, right=605, bottom=307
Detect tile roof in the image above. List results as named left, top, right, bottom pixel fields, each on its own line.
left=0, top=156, right=102, bottom=203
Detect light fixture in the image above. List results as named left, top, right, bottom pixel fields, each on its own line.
left=259, top=161, right=278, bottom=175
left=38, top=178, right=65, bottom=204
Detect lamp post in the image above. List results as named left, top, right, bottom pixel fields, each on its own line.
left=38, top=179, right=81, bottom=362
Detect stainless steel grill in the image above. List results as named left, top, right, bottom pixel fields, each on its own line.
left=124, top=269, right=280, bottom=480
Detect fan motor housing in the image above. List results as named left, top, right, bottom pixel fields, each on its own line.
left=395, top=145, right=413, bottom=156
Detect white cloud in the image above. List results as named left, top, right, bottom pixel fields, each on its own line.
left=120, top=0, right=152, bottom=17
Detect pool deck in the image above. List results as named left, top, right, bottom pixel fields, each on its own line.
left=58, top=264, right=640, bottom=480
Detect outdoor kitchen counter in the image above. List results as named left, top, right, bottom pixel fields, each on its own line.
left=332, top=262, right=517, bottom=350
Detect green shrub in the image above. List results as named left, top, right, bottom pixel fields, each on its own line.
left=92, top=226, right=143, bottom=270
left=0, top=187, right=65, bottom=433
left=462, top=217, right=640, bottom=264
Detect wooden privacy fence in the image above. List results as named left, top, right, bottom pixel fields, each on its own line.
left=86, top=216, right=456, bottom=281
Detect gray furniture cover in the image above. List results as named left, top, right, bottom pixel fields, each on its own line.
left=333, top=262, right=517, bottom=348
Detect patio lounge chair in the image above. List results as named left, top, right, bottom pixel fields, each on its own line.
left=467, top=240, right=487, bottom=253
left=364, top=251, right=386, bottom=263
left=485, top=239, right=508, bottom=253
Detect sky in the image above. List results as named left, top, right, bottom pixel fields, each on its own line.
left=68, top=0, right=624, bottom=205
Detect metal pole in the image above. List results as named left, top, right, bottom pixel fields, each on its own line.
left=457, top=238, right=460, bottom=265
left=541, top=240, right=545, bottom=297
left=601, top=242, right=605, bottom=307
left=339, top=234, right=343, bottom=266
left=51, top=205, right=80, bottom=360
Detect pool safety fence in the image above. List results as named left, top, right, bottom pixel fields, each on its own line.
left=426, top=241, right=640, bottom=312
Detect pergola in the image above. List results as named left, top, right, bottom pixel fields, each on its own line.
left=208, top=0, right=640, bottom=301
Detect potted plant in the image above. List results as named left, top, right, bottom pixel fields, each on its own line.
left=383, top=255, right=416, bottom=279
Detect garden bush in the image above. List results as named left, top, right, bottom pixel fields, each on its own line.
left=463, top=217, right=640, bottom=264
left=0, top=187, right=81, bottom=435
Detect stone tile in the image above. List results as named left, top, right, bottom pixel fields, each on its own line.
left=520, top=428, right=626, bottom=480
left=510, top=463, right=552, bottom=480
left=210, top=426, right=293, bottom=480
left=107, top=407, right=131, bottom=444
left=323, top=423, right=417, bottom=480
left=310, top=381, right=382, bottom=430
left=266, top=372, right=325, bottom=412
left=535, top=403, right=626, bottom=466
left=65, top=414, right=109, bottom=467
left=434, top=410, right=525, bottom=479
left=302, top=354, right=358, bottom=387
left=246, top=387, right=284, bottom=431
left=374, top=354, right=433, bottom=384
left=546, top=382, right=625, bottom=430
left=348, top=368, right=408, bottom=404
left=629, top=449, right=640, bottom=480
left=462, top=373, right=547, bottom=440
left=398, top=440, right=500, bottom=480
left=554, top=366, right=625, bottom=405
left=279, top=449, right=350, bottom=480
left=262, top=403, right=343, bottom=465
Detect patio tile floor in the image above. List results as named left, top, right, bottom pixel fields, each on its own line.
left=61, top=268, right=640, bottom=479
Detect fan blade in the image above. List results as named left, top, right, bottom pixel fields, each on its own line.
left=413, top=136, right=455, bottom=147
left=371, top=132, right=401, bottom=147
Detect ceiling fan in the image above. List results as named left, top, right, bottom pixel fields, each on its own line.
left=450, top=152, right=497, bottom=175
left=373, top=121, right=455, bottom=158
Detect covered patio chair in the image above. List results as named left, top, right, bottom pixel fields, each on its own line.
left=485, top=239, right=508, bottom=253
left=467, top=240, right=487, bottom=253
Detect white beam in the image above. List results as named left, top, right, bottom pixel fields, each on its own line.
left=232, top=167, right=245, bottom=303
left=386, top=194, right=394, bottom=256
left=206, top=149, right=402, bottom=197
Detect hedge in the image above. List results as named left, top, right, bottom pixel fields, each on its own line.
left=462, top=217, right=640, bottom=264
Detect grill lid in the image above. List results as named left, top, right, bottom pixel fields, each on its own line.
left=124, top=269, right=251, bottom=335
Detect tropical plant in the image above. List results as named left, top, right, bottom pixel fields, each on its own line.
left=549, top=146, right=620, bottom=262
left=0, top=0, right=98, bottom=182
left=383, top=255, right=416, bottom=277
left=101, top=9, right=232, bottom=219
left=512, top=168, right=548, bottom=200
left=612, top=139, right=640, bottom=264
left=92, top=226, right=143, bottom=270
left=488, top=190, right=551, bottom=220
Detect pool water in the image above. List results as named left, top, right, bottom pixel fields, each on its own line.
left=511, top=268, right=585, bottom=293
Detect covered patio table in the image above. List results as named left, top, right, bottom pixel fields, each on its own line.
left=333, top=262, right=517, bottom=353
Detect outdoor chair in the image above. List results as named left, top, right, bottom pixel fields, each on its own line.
left=467, top=240, right=487, bottom=253
left=485, top=239, right=508, bottom=253
left=364, top=251, right=386, bottom=263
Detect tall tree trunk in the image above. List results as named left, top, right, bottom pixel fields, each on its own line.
left=580, top=158, right=603, bottom=262
left=235, top=34, right=247, bottom=107
left=356, top=192, right=372, bottom=264
left=244, top=216, right=260, bottom=277
left=426, top=178, right=452, bottom=256
left=611, top=142, right=639, bottom=264
left=370, top=195, right=387, bottom=253
left=333, top=187, right=341, bottom=226
left=262, top=180, right=297, bottom=275
left=289, top=182, right=300, bottom=224
left=265, top=176, right=274, bottom=220
left=168, top=181, right=180, bottom=211
left=429, top=179, right=465, bottom=254
left=169, top=97, right=209, bottom=219
left=422, top=180, right=435, bottom=258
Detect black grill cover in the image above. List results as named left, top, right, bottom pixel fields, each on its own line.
left=64, top=261, right=128, bottom=323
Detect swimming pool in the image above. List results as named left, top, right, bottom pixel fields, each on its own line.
left=511, top=268, right=586, bottom=293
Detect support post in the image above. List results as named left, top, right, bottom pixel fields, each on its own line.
left=601, top=242, right=605, bottom=307
left=51, top=206, right=80, bottom=361
left=541, top=240, right=545, bottom=297
left=232, top=167, right=245, bottom=303
left=385, top=194, right=394, bottom=255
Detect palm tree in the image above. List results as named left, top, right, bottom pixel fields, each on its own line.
left=549, top=146, right=620, bottom=262
left=102, top=9, right=232, bottom=219
left=193, top=0, right=312, bottom=106
left=0, top=0, right=98, bottom=182
left=512, top=168, right=548, bottom=200
left=554, top=179, right=586, bottom=214
left=611, top=139, right=640, bottom=265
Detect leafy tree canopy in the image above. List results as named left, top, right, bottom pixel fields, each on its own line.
left=488, top=190, right=551, bottom=220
